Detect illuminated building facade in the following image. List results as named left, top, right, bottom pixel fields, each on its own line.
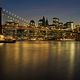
left=38, top=19, right=43, bottom=27
left=53, top=17, right=59, bottom=28
left=29, top=20, right=35, bottom=27
left=59, top=22, right=64, bottom=29
left=5, top=21, right=19, bottom=28
left=64, top=22, right=74, bottom=30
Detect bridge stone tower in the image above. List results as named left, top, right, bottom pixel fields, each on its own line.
left=0, top=7, right=2, bottom=34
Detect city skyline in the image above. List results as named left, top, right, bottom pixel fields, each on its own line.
left=1, top=0, right=80, bottom=24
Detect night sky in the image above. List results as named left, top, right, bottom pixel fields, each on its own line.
left=1, top=0, right=80, bottom=24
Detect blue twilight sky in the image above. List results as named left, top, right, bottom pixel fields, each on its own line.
left=1, top=0, right=80, bottom=24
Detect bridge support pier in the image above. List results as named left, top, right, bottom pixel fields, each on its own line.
left=0, top=7, right=2, bottom=34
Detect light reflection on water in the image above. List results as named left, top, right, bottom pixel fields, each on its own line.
left=0, top=41, right=80, bottom=80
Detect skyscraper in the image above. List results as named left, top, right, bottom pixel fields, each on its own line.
left=53, top=17, right=59, bottom=28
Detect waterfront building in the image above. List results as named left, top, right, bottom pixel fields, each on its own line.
left=59, top=22, right=64, bottom=29
left=38, top=16, right=48, bottom=27
left=48, top=24, right=56, bottom=29
left=5, top=20, right=19, bottom=28
left=53, top=17, right=59, bottom=29
left=74, top=25, right=80, bottom=33
left=42, top=16, right=46, bottom=27
left=49, top=17, right=64, bottom=29
left=2, top=21, right=18, bottom=37
left=38, top=19, right=43, bottom=27
left=45, top=19, right=49, bottom=27
left=64, top=22, right=74, bottom=30
left=29, top=20, right=35, bottom=27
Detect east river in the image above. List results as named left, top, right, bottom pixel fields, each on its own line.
left=0, top=41, right=80, bottom=80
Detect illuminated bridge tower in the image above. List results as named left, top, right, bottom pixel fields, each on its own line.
left=0, top=7, right=2, bottom=34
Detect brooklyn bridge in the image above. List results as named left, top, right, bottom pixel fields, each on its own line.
left=0, top=7, right=80, bottom=41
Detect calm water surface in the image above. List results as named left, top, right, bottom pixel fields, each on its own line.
left=0, top=41, right=80, bottom=80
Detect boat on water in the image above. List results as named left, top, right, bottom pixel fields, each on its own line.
left=0, top=35, right=16, bottom=43
left=0, top=39, right=16, bottom=43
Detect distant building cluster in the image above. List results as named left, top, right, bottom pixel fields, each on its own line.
left=28, top=16, right=75, bottom=30
left=1, top=16, right=80, bottom=41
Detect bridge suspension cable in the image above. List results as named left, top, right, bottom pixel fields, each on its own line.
left=2, top=8, right=28, bottom=26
